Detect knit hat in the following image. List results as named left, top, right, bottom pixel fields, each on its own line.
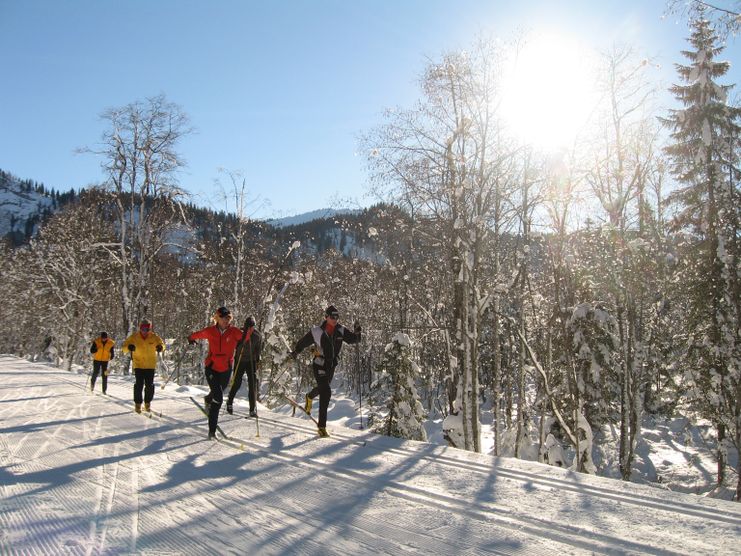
left=100, top=331, right=108, bottom=339
left=324, top=305, right=339, bottom=318
left=216, top=306, right=232, bottom=318
left=244, top=316, right=256, bottom=329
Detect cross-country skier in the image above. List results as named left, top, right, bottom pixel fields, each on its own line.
left=123, top=319, right=165, bottom=413
left=188, top=307, right=244, bottom=439
left=289, top=305, right=361, bottom=437
left=89, top=331, right=115, bottom=394
left=226, top=315, right=263, bottom=417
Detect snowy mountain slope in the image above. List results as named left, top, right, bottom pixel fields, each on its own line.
left=1, top=356, right=739, bottom=555
left=266, top=208, right=360, bottom=228
left=0, top=172, right=54, bottom=237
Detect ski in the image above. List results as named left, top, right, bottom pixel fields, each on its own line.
left=280, top=393, right=323, bottom=431
left=189, top=396, right=229, bottom=439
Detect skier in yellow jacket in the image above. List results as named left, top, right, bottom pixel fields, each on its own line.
left=89, top=331, right=115, bottom=394
left=123, top=319, right=165, bottom=413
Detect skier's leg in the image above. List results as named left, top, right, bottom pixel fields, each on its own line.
left=247, top=366, right=257, bottom=413
left=101, top=362, right=108, bottom=393
left=208, top=371, right=230, bottom=434
left=143, top=370, right=155, bottom=404
left=317, top=373, right=331, bottom=428
left=91, top=361, right=100, bottom=390
left=133, top=369, right=144, bottom=404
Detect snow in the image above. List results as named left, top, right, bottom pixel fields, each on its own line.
left=1, top=355, right=740, bottom=555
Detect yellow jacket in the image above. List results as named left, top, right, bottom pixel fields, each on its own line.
left=91, top=337, right=115, bottom=362
left=122, top=332, right=165, bottom=369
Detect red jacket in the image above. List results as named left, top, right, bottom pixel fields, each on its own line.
left=188, top=325, right=244, bottom=372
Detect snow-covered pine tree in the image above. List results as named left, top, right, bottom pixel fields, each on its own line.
left=661, top=13, right=741, bottom=496
left=368, top=332, right=427, bottom=441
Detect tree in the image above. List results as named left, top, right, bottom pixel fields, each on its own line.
left=661, top=14, right=741, bottom=496
left=369, top=332, right=428, bottom=441
left=85, top=94, right=192, bottom=333
left=364, top=38, right=519, bottom=452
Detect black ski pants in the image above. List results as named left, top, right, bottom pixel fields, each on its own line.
left=133, top=369, right=155, bottom=404
left=228, top=362, right=258, bottom=412
left=204, top=366, right=231, bottom=434
left=307, top=364, right=335, bottom=428
left=91, top=360, right=109, bottom=393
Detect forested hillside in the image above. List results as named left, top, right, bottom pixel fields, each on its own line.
left=1, top=12, right=739, bottom=501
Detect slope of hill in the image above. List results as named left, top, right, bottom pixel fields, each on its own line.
left=1, top=356, right=738, bottom=555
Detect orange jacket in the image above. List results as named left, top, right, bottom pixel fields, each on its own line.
left=188, top=325, right=244, bottom=372
left=91, top=337, right=115, bottom=362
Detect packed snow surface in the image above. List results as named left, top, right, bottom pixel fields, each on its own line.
left=1, top=356, right=739, bottom=555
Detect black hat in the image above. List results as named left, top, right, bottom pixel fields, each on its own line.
left=244, top=316, right=256, bottom=329
left=216, top=306, right=231, bottom=318
left=100, top=331, right=108, bottom=338
left=324, top=305, right=339, bottom=318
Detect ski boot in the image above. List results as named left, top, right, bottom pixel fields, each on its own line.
left=226, top=402, right=233, bottom=415
left=144, top=402, right=150, bottom=412
left=317, top=427, right=330, bottom=438
left=207, top=432, right=217, bottom=441
left=135, top=403, right=141, bottom=414
left=249, top=409, right=258, bottom=418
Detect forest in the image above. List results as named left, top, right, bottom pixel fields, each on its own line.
left=0, top=11, right=739, bottom=500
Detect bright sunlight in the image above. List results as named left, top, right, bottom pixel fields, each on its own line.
left=501, top=32, right=600, bottom=151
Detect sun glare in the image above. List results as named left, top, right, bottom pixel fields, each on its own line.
left=501, top=32, right=599, bottom=151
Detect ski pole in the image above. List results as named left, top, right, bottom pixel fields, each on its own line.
left=160, top=347, right=188, bottom=390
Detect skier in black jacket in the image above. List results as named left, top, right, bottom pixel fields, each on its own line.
left=290, top=305, right=361, bottom=437
left=226, top=316, right=263, bottom=417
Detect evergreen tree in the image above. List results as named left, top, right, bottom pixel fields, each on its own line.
left=368, top=332, right=427, bottom=441
left=661, top=13, right=741, bottom=494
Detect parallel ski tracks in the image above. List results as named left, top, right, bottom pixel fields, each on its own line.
left=95, top=396, right=693, bottom=554
left=51, top=372, right=739, bottom=555
left=254, top=413, right=741, bottom=526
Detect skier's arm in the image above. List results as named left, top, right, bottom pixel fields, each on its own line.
left=292, top=330, right=314, bottom=356
left=342, top=323, right=362, bottom=345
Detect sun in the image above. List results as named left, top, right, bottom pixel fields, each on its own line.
left=501, top=32, right=599, bottom=151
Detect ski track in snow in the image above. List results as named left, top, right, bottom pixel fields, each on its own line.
left=0, top=356, right=739, bottom=555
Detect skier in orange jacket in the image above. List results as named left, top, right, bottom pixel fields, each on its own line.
left=188, top=306, right=244, bottom=439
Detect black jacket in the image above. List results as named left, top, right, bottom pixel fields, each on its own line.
left=235, top=329, right=262, bottom=372
left=293, top=321, right=360, bottom=371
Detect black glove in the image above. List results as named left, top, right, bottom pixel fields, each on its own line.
left=354, top=322, right=362, bottom=333
left=90, top=344, right=98, bottom=354
left=156, top=345, right=163, bottom=353
left=128, top=344, right=135, bottom=352
left=188, top=338, right=196, bottom=346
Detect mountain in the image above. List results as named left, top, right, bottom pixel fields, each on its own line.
left=0, top=169, right=78, bottom=246
left=266, top=208, right=361, bottom=228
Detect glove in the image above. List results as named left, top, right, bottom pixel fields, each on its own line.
left=354, top=322, right=362, bottom=333
left=90, top=344, right=98, bottom=354
left=289, top=351, right=297, bottom=360
left=156, top=345, right=163, bottom=353
left=128, top=344, right=135, bottom=352
left=188, top=338, right=196, bottom=346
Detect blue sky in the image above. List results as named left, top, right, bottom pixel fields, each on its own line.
left=1, top=0, right=738, bottom=219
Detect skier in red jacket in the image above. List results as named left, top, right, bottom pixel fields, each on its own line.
left=188, top=306, right=244, bottom=439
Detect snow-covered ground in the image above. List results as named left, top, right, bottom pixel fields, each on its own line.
left=1, top=355, right=739, bottom=555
